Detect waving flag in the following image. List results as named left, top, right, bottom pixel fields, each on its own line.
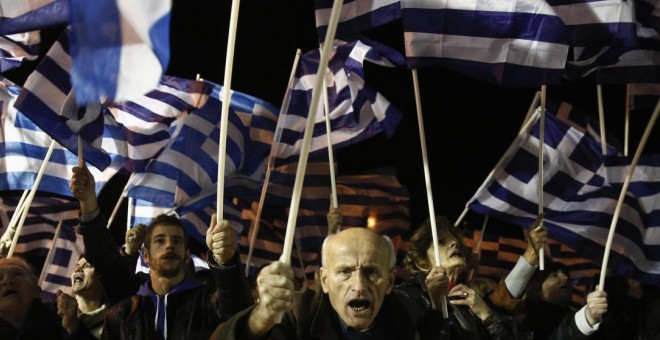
left=15, top=29, right=208, bottom=172
left=314, top=0, right=401, bottom=43
left=127, top=80, right=279, bottom=208
left=0, top=195, right=83, bottom=301
left=0, top=31, right=40, bottom=72
left=241, top=166, right=410, bottom=280
left=0, top=0, right=68, bottom=36
left=68, top=0, right=171, bottom=105
left=401, top=0, right=569, bottom=87
left=274, top=38, right=404, bottom=164
left=0, top=76, right=113, bottom=196
left=466, top=106, right=660, bottom=285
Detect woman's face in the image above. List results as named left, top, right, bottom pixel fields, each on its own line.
left=425, top=233, right=465, bottom=270
left=541, top=270, right=572, bottom=306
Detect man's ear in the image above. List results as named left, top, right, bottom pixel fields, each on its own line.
left=386, top=268, right=396, bottom=294
left=142, top=246, right=150, bottom=265
left=319, top=267, right=329, bottom=293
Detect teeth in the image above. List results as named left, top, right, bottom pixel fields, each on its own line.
left=352, top=306, right=366, bottom=311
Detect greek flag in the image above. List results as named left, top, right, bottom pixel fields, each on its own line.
left=314, top=0, right=401, bottom=43
left=0, top=31, right=40, bottom=72
left=401, top=0, right=569, bottom=86
left=68, top=0, right=171, bottom=105
left=467, top=105, right=660, bottom=285
left=273, top=38, right=404, bottom=164
left=0, top=0, right=68, bottom=35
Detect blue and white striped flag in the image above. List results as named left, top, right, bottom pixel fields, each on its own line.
left=467, top=106, right=660, bottom=285
left=0, top=31, right=40, bottom=72
left=127, top=80, right=279, bottom=209
left=401, top=0, right=569, bottom=87
left=16, top=29, right=208, bottom=172
left=0, top=76, right=114, bottom=196
left=0, top=0, right=69, bottom=36
left=314, top=0, right=401, bottom=43
left=69, top=0, right=171, bottom=105
left=274, top=38, right=404, bottom=164
left=0, top=195, right=83, bottom=300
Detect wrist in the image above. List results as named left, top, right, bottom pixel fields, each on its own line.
left=80, top=199, right=98, bottom=214
left=247, top=305, right=275, bottom=337
left=523, top=248, right=538, bottom=265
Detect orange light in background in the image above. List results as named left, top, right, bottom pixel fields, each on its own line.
left=367, top=214, right=377, bottom=230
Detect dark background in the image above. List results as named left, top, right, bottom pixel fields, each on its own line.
left=6, top=1, right=657, bottom=244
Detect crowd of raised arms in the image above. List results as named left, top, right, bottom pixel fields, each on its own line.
left=0, top=166, right=658, bottom=340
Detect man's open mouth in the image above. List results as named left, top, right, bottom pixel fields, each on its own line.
left=73, top=273, right=84, bottom=284
left=1, top=290, right=17, bottom=298
left=348, top=299, right=371, bottom=312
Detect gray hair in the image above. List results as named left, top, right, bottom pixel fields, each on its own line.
left=320, top=232, right=396, bottom=269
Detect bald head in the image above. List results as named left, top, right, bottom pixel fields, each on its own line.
left=321, top=228, right=395, bottom=269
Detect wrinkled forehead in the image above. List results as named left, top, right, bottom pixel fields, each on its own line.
left=0, top=262, right=32, bottom=277
left=326, top=239, right=390, bottom=269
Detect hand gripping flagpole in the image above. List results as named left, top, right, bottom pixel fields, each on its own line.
left=411, top=68, right=448, bottom=319
left=276, top=0, right=344, bottom=323
left=599, top=99, right=659, bottom=291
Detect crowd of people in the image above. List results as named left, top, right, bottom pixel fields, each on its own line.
left=1, top=166, right=659, bottom=339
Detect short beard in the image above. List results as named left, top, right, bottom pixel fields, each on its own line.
left=155, top=261, right=183, bottom=278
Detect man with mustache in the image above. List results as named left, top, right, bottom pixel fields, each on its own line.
left=69, top=166, right=253, bottom=339
left=211, top=227, right=449, bottom=339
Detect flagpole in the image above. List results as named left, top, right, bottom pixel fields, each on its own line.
left=8, top=139, right=57, bottom=258
left=0, top=190, right=29, bottom=257
left=279, top=0, right=343, bottom=266
left=624, top=84, right=630, bottom=157
left=537, top=85, right=546, bottom=271
left=455, top=91, right=541, bottom=228
left=411, top=68, right=448, bottom=318
left=245, top=49, right=303, bottom=277
left=468, top=215, right=488, bottom=281
left=38, top=221, right=64, bottom=286
left=78, top=136, right=84, bottom=167
left=322, top=70, right=339, bottom=210
left=596, top=85, right=608, bottom=155
left=127, top=197, right=133, bottom=230
left=106, top=184, right=129, bottom=229
left=599, top=99, right=659, bottom=291
left=217, top=0, right=241, bottom=220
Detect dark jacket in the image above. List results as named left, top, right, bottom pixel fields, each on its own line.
left=77, top=213, right=253, bottom=339
left=0, top=298, right=70, bottom=340
left=519, top=301, right=588, bottom=340
left=396, top=274, right=517, bottom=340
left=212, top=282, right=449, bottom=339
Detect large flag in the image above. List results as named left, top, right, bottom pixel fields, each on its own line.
left=0, top=31, right=40, bottom=72
left=273, top=38, right=404, bottom=165
left=401, top=0, right=569, bottom=87
left=0, top=195, right=83, bottom=301
left=126, top=80, right=279, bottom=209
left=313, top=0, right=401, bottom=43
left=0, top=76, right=113, bottom=196
left=461, top=226, right=600, bottom=310
left=466, top=105, right=660, bottom=286
left=68, top=0, right=171, bottom=105
left=241, top=166, right=411, bottom=280
left=0, top=0, right=69, bottom=35
left=15, top=28, right=207, bottom=172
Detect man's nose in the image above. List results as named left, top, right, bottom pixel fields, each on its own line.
left=350, top=272, right=367, bottom=291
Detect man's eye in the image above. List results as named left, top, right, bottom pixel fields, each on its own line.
left=338, top=268, right=351, bottom=275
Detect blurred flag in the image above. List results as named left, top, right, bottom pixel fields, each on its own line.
left=0, top=0, right=69, bottom=35
left=240, top=167, right=410, bottom=280
left=401, top=0, right=569, bottom=86
left=68, top=0, right=171, bottom=105
left=15, top=29, right=208, bottom=172
left=126, top=80, right=279, bottom=209
left=0, top=31, right=40, bottom=72
left=466, top=106, right=660, bottom=286
left=273, top=38, right=404, bottom=164
left=0, top=76, right=113, bottom=196
left=0, top=195, right=83, bottom=301
left=313, top=0, right=401, bottom=43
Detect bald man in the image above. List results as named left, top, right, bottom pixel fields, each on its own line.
left=212, top=227, right=449, bottom=339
